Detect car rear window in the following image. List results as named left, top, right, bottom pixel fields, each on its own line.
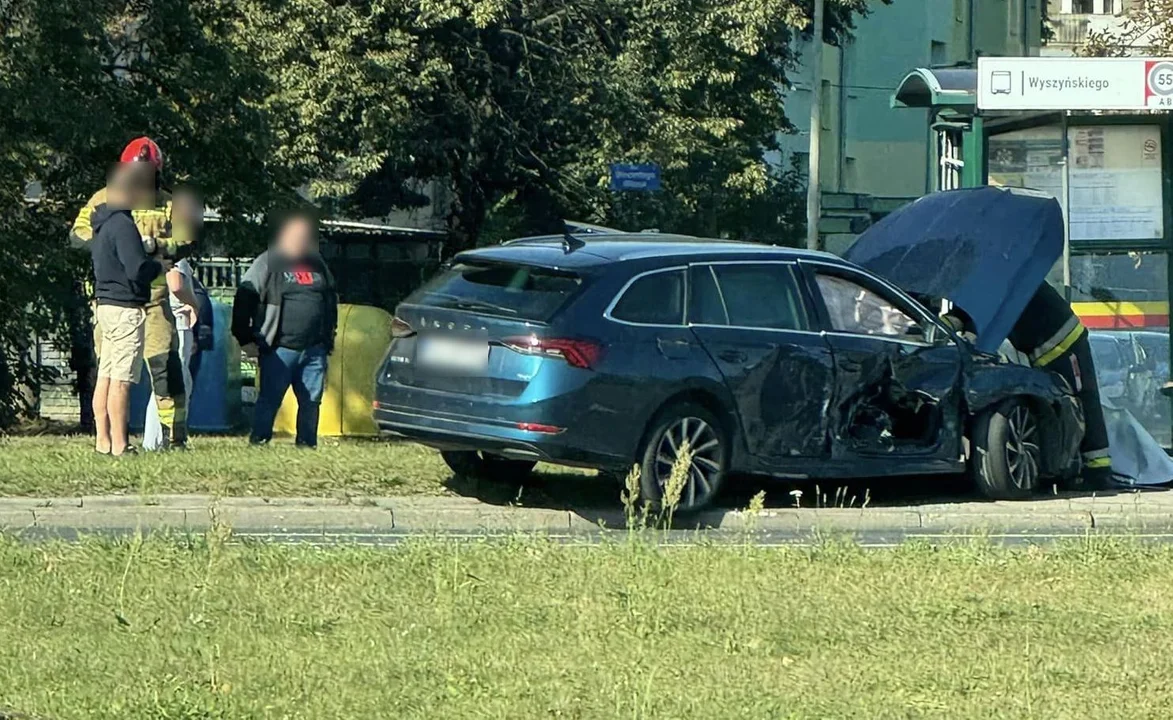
left=610, top=270, right=685, bottom=325
left=412, top=262, right=583, bottom=321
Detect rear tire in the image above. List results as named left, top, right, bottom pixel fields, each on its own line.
left=441, top=451, right=537, bottom=483
left=970, top=398, right=1041, bottom=500
left=637, top=402, right=728, bottom=513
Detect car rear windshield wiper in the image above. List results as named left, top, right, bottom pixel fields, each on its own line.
left=449, top=299, right=520, bottom=316
left=421, top=291, right=521, bottom=316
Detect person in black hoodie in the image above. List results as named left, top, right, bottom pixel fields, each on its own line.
left=232, top=210, right=337, bottom=448
left=90, top=165, right=168, bottom=456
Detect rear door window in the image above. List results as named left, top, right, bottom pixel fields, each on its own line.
left=610, top=269, right=685, bottom=325
left=701, top=263, right=810, bottom=331
left=688, top=266, right=728, bottom=325
left=413, top=262, right=582, bottom=321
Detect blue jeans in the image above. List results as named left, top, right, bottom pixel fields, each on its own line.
left=251, top=345, right=328, bottom=447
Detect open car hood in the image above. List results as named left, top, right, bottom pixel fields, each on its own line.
left=843, top=187, right=1064, bottom=354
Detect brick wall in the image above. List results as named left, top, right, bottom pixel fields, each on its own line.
left=34, top=336, right=81, bottom=423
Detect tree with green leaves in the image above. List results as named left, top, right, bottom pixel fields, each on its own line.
left=1082, top=1, right=1172, bottom=57
left=228, top=0, right=885, bottom=248
left=0, top=0, right=281, bottom=426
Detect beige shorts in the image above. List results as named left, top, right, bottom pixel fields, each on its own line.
left=95, top=304, right=146, bottom=383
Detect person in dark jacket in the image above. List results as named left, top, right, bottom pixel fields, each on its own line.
left=1008, top=282, right=1111, bottom=489
left=73, top=138, right=194, bottom=449
left=232, top=210, right=337, bottom=448
left=90, top=165, right=168, bottom=456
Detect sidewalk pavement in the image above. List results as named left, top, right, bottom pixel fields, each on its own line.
left=2, top=489, right=1173, bottom=537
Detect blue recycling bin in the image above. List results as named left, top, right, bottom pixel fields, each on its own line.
left=188, top=300, right=241, bottom=431
left=128, top=360, right=153, bottom=432
left=128, top=299, right=241, bottom=433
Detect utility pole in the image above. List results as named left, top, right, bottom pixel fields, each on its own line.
left=805, top=0, right=825, bottom=251
left=1060, top=112, right=1072, bottom=301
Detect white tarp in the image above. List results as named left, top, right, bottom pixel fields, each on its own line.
left=998, top=339, right=1173, bottom=487
left=1104, top=395, right=1173, bottom=487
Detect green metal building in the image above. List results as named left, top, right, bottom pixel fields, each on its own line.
left=777, top=0, right=1045, bottom=249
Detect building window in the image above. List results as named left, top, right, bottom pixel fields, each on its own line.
left=1066, top=0, right=1117, bottom=13
left=820, top=80, right=832, bottom=131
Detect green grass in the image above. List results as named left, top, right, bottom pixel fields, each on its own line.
left=4, top=535, right=1173, bottom=718
left=0, top=435, right=458, bottom=498
left=0, top=435, right=598, bottom=500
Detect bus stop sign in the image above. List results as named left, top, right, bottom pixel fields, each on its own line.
left=978, top=57, right=1173, bottom=111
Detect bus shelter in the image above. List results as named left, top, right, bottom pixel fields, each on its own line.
left=893, top=63, right=1172, bottom=447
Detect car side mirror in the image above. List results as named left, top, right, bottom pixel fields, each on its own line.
left=925, top=323, right=957, bottom=346
left=904, top=322, right=945, bottom=345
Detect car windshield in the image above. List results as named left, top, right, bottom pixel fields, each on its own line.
left=412, top=261, right=583, bottom=322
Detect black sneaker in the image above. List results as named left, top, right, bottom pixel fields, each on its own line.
left=112, top=445, right=139, bottom=458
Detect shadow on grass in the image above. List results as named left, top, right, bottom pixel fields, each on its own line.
left=444, top=466, right=1148, bottom=530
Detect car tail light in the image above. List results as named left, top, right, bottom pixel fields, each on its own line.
left=503, top=335, right=602, bottom=369
left=391, top=316, right=416, bottom=338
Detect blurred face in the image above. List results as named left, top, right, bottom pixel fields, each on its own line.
left=275, top=216, right=316, bottom=257
left=173, top=186, right=204, bottom=230
left=107, top=162, right=155, bottom=209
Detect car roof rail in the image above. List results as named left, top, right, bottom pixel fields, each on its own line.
left=562, top=220, right=624, bottom=235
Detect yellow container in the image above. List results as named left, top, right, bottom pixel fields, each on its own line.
left=273, top=304, right=393, bottom=437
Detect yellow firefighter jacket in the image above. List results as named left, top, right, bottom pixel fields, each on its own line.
left=70, top=188, right=191, bottom=306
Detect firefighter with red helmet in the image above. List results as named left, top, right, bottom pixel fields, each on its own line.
left=71, top=137, right=195, bottom=448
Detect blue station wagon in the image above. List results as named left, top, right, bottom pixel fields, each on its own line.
left=374, top=234, right=1083, bottom=512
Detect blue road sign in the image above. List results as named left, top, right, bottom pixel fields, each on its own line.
left=609, top=163, right=661, bottom=191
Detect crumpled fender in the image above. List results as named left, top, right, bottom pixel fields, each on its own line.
left=963, top=356, right=1085, bottom=475
left=964, top=359, right=1072, bottom=415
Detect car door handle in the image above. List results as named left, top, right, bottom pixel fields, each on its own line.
left=718, top=350, right=747, bottom=363
left=656, top=337, right=691, bottom=358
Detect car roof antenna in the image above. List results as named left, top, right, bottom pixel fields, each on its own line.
left=562, top=223, right=587, bottom=254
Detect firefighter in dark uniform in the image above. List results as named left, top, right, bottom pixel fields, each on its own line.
left=1007, top=282, right=1112, bottom=488
left=70, top=138, right=194, bottom=448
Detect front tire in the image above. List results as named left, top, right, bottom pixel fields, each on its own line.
left=638, top=403, right=728, bottom=513
left=970, top=398, right=1041, bottom=499
left=441, top=451, right=537, bottom=483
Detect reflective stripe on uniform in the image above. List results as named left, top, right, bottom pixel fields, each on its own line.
left=1031, top=317, right=1086, bottom=367
left=1082, top=448, right=1111, bottom=468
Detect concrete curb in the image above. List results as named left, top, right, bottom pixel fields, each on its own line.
left=1, top=491, right=1172, bottom=536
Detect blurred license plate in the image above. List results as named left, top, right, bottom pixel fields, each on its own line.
left=418, top=337, right=489, bottom=371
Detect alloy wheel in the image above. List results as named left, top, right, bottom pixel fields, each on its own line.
left=1004, top=405, right=1040, bottom=490
left=653, top=416, right=723, bottom=510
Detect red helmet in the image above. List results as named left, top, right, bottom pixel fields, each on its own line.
left=120, top=137, right=163, bottom=171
